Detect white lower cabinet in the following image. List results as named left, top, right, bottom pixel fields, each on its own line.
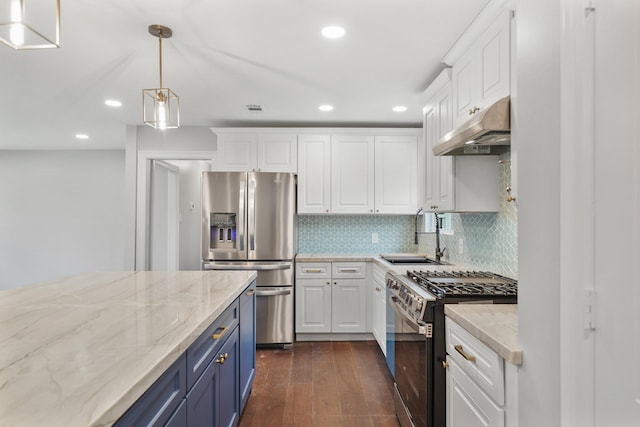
left=371, top=264, right=388, bottom=355
left=296, top=262, right=367, bottom=334
left=445, top=317, right=518, bottom=427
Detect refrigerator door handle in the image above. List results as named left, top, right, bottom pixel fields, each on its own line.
left=255, top=289, right=293, bottom=297
left=203, top=263, right=291, bottom=271
left=248, top=176, right=256, bottom=252
left=238, top=179, right=246, bottom=251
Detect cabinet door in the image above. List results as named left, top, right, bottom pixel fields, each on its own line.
left=332, top=279, right=367, bottom=333
left=451, top=10, right=511, bottom=128
left=187, top=328, right=240, bottom=427
left=239, top=282, right=256, bottom=414
left=295, top=278, right=332, bottom=333
left=217, top=328, right=240, bottom=427
left=297, top=135, right=332, bottom=213
left=477, top=10, right=511, bottom=109
left=446, top=356, right=504, bottom=427
left=214, top=134, right=257, bottom=172
left=423, top=83, right=455, bottom=213
left=331, top=135, right=375, bottom=214
left=452, top=50, right=479, bottom=127
left=257, top=134, right=297, bottom=172
left=371, top=280, right=386, bottom=354
left=374, top=136, right=418, bottom=214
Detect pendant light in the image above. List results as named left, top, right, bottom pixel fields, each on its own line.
left=0, top=0, right=60, bottom=49
left=143, top=24, right=180, bottom=130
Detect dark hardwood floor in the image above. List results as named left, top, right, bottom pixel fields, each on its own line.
left=239, top=341, right=400, bottom=427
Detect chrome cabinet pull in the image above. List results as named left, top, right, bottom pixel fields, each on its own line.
left=454, top=344, right=476, bottom=362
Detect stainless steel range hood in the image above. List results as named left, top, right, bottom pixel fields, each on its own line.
left=433, top=96, right=511, bottom=156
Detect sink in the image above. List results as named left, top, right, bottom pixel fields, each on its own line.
left=380, top=254, right=444, bottom=265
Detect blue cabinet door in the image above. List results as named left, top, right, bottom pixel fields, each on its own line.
left=239, top=280, right=256, bottom=413
left=187, top=327, right=239, bottom=427
left=218, top=326, right=240, bottom=427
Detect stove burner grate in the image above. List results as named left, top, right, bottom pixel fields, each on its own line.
left=407, top=270, right=517, bottom=299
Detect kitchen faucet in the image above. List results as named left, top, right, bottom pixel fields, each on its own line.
left=414, top=208, right=423, bottom=244
left=434, top=212, right=446, bottom=262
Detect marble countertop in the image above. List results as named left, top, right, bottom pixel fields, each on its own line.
left=444, top=304, right=522, bottom=365
left=0, top=270, right=257, bottom=427
left=295, top=253, right=465, bottom=274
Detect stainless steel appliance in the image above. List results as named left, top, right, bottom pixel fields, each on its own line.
left=433, top=96, right=511, bottom=156
left=386, top=270, right=517, bottom=427
left=202, top=172, right=296, bottom=347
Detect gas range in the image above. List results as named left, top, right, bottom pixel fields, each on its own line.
left=386, top=269, right=517, bottom=326
left=386, top=269, right=517, bottom=427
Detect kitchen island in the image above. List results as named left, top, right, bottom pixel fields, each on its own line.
left=0, top=270, right=256, bottom=427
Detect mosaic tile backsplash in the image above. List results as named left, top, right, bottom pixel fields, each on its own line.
left=297, top=151, right=518, bottom=279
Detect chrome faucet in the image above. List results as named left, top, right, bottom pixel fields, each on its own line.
left=434, top=212, right=446, bottom=262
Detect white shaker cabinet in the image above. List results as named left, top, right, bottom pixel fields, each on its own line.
left=297, top=131, right=419, bottom=214
left=450, top=9, right=511, bottom=128
left=296, top=262, right=367, bottom=335
left=374, top=135, right=418, bottom=214
left=445, top=317, right=518, bottom=427
left=371, top=263, right=388, bottom=355
left=297, top=135, right=332, bottom=213
left=330, top=135, right=376, bottom=214
left=423, top=70, right=455, bottom=212
left=211, top=130, right=297, bottom=172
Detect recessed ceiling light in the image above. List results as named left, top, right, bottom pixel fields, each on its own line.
left=75, top=134, right=89, bottom=140
left=321, top=26, right=346, bottom=39
left=104, top=99, right=122, bottom=107
left=392, top=106, right=408, bottom=112
left=319, top=105, right=334, bottom=112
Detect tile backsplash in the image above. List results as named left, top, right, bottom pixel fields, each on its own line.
left=297, top=215, right=416, bottom=254
left=297, top=152, right=518, bottom=278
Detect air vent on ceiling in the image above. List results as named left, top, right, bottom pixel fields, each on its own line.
left=244, top=104, right=264, bottom=113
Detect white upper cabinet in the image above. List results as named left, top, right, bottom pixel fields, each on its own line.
left=375, top=135, right=418, bottom=214
left=297, top=135, right=332, bottom=214
left=297, top=130, right=420, bottom=214
left=423, top=70, right=455, bottom=212
left=450, top=9, right=511, bottom=127
left=214, top=133, right=258, bottom=172
left=211, top=130, right=297, bottom=172
left=331, top=135, right=375, bottom=214
left=256, top=134, right=298, bottom=172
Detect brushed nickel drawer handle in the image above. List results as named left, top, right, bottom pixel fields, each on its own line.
left=454, top=344, right=476, bottom=362
left=304, top=269, right=323, bottom=273
left=338, top=268, right=358, bottom=273
left=212, top=326, right=228, bottom=340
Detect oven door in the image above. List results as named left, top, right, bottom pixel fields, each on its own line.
left=390, top=296, right=433, bottom=427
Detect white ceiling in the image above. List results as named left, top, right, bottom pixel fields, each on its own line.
left=1, top=0, right=490, bottom=150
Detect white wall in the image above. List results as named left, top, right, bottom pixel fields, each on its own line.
left=0, top=150, right=126, bottom=289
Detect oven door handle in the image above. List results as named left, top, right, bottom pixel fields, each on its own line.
left=389, top=295, right=433, bottom=338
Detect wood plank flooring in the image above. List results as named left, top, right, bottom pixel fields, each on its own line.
left=239, top=341, right=400, bottom=427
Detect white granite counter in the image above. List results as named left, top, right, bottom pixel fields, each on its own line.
left=444, top=304, right=522, bottom=365
left=0, top=270, right=257, bottom=427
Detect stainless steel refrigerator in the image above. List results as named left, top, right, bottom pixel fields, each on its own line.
left=201, top=172, right=296, bottom=347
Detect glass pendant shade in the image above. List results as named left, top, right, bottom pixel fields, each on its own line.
left=0, top=0, right=60, bottom=49
left=143, top=88, right=180, bottom=129
left=143, top=25, right=179, bottom=130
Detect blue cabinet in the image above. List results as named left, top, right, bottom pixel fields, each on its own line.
left=187, top=327, right=239, bottom=427
left=239, top=281, right=256, bottom=413
left=115, top=280, right=255, bottom=427
left=114, top=355, right=187, bottom=427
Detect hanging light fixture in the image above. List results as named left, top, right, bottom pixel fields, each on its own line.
left=0, top=0, right=60, bottom=49
left=143, top=24, right=180, bottom=130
